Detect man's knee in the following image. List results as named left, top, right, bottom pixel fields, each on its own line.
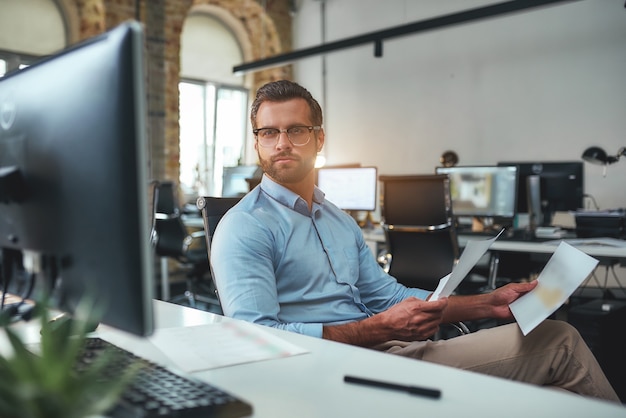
left=532, top=319, right=583, bottom=348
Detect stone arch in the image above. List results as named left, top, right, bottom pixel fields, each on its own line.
left=188, top=0, right=291, bottom=91
left=54, top=0, right=82, bottom=44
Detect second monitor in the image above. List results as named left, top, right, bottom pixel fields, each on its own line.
left=435, top=165, right=518, bottom=227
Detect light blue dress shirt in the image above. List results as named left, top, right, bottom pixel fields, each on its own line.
left=210, top=175, right=430, bottom=338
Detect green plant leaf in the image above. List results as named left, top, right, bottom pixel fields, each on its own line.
left=0, top=297, right=138, bottom=418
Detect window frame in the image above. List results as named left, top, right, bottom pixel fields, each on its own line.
left=178, top=77, right=249, bottom=198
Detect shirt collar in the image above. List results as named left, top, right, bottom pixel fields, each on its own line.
left=260, top=174, right=326, bottom=216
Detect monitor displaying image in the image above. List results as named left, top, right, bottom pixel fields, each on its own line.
left=435, top=165, right=518, bottom=219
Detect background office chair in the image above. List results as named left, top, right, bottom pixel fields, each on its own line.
left=196, top=196, right=242, bottom=308
left=151, top=181, right=220, bottom=312
left=378, top=174, right=460, bottom=291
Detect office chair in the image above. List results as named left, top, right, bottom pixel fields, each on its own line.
left=378, top=174, right=460, bottom=291
left=151, top=181, right=221, bottom=312
left=196, top=196, right=242, bottom=307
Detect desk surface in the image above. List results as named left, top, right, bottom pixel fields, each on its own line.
left=364, top=226, right=626, bottom=261
left=457, top=234, right=626, bottom=261
left=17, top=300, right=613, bottom=417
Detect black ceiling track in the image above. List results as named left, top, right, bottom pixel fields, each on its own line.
left=233, top=0, right=580, bottom=74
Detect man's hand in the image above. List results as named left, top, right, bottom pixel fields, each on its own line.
left=486, top=281, right=538, bottom=320
left=441, top=280, right=538, bottom=323
left=380, top=297, right=449, bottom=341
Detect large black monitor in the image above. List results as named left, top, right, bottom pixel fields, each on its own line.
left=498, top=161, right=584, bottom=223
left=316, top=166, right=378, bottom=212
left=0, top=22, right=154, bottom=336
left=435, top=165, right=518, bottom=222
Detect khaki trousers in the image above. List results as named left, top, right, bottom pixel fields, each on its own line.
left=376, top=320, right=620, bottom=403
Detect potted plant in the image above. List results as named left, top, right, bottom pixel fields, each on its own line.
left=0, top=299, right=137, bottom=418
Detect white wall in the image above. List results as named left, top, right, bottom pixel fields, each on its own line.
left=0, top=0, right=65, bottom=54
left=292, top=0, right=626, bottom=212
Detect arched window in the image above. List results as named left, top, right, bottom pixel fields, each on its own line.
left=179, top=12, right=249, bottom=198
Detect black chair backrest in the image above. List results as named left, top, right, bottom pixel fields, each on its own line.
left=155, top=181, right=179, bottom=215
left=196, top=196, right=242, bottom=251
left=378, top=174, right=458, bottom=290
left=152, top=181, right=187, bottom=258
left=153, top=218, right=188, bottom=258
left=379, top=174, right=452, bottom=228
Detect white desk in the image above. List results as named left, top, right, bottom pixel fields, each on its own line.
left=459, top=235, right=626, bottom=261
left=7, top=300, right=620, bottom=417
left=365, top=226, right=626, bottom=259
left=457, top=234, right=626, bottom=289
left=366, top=226, right=626, bottom=288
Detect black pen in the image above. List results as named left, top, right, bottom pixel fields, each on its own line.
left=344, top=375, right=442, bottom=399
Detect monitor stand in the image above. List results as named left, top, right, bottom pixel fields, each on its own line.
left=360, top=211, right=375, bottom=230
left=471, top=216, right=493, bottom=232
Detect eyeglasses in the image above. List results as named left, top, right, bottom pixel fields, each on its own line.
left=253, top=125, right=321, bottom=147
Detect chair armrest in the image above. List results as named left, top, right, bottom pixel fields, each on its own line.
left=182, top=230, right=206, bottom=252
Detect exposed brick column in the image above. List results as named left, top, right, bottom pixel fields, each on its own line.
left=104, top=0, right=136, bottom=26
left=143, top=0, right=168, bottom=182
left=162, top=1, right=193, bottom=183
left=75, top=0, right=106, bottom=40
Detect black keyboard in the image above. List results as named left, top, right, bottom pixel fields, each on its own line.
left=78, top=337, right=253, bottom=418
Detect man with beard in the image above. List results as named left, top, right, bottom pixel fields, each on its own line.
left=210, top=80, right=619, bottom=403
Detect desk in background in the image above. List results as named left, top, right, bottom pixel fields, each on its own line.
left=457, top=234, right=626, bottom=289
left=4, top=299, right=624, bottom=417
left=365, top=225, right=626, bottom=285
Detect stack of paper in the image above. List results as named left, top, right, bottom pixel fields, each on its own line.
left=149, top=321, right=309, bottom=372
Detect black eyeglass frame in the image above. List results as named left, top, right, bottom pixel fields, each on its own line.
left=253, top=125, right=321, bottom=147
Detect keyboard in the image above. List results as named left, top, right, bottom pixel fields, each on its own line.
left=78, top=337, right=253, bottom=418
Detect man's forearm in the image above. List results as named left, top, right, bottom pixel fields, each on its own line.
left=322, top=316, right=391, bottom=347
left=442, top=293, right=494, bottom=323
left=322, top=297, right=448, bottom=346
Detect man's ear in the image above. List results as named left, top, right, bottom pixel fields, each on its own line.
left=317, top=128, right=325, bottom=152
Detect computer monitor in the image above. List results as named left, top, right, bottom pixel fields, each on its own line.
left=0, top=22, right=154, bottom=336
left=222, top=165, right=261, bottom=197
left=498, top=161, right=584, bottom=224
left=316, top=166, right=378, bottom=212
left=435, top=165, right=518, bottom=222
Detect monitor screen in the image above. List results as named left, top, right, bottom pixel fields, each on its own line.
left=317, top=166, right=378, bottom=212
left=0, top=22, right=154, bottom=336
left=435, top=165, right=518, bottom=219
left=498, top=161, right=584, bottom=215
left=222, top=165, right=261, bottom=197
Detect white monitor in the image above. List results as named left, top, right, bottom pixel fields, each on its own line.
left=317, top=166, right=378, bottom=212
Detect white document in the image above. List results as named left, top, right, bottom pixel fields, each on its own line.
left=430, top=230, right=504, bottom=301
left=148, top=321, right=309, bottom=373
left=510, top=242, right=599, bottom=336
